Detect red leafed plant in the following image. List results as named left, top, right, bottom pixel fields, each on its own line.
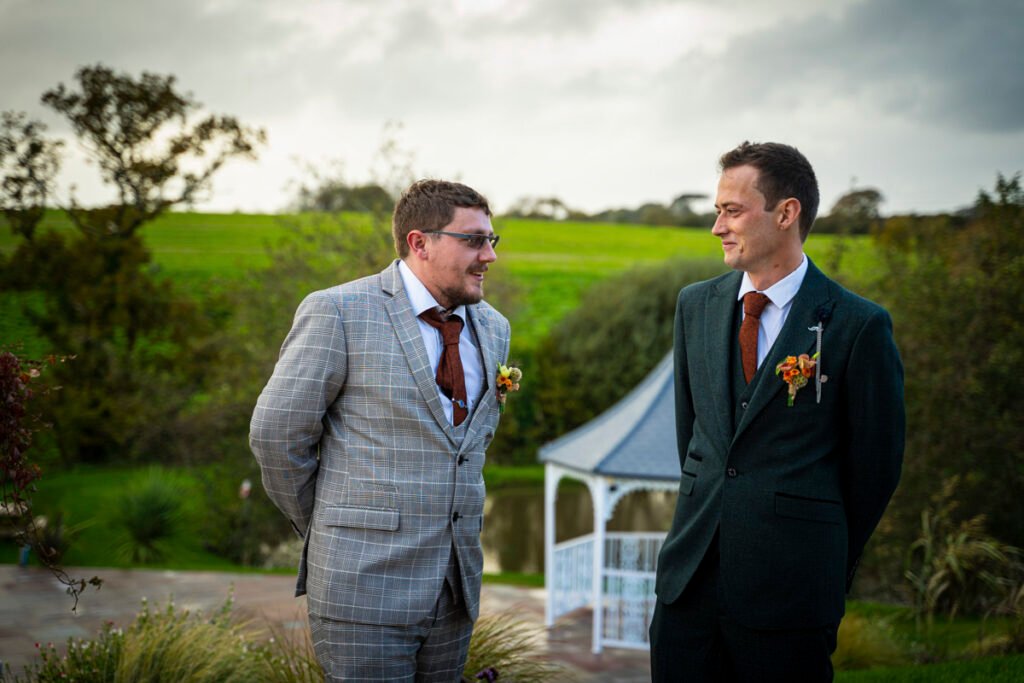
left=0, top=349, right=101, bottom=609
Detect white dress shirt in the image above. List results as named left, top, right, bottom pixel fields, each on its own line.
left=737, top=255, right=809, bottom=370
left=398, top=259, right=484, bottom=424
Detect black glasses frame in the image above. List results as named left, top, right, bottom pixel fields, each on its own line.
left=428, top=231, right=500, bottom=250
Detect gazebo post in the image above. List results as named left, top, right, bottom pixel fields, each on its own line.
left=544, top=463, right=558, bottom=627
left=591, top=478, right=606, bottom=654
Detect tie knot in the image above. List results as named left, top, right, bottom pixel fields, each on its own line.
left=743, top=292, right=771, bottom=318
left=419, top=308, right=463, bottom=345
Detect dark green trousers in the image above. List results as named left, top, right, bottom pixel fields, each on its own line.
left=650, top=535, right=837, bottom=682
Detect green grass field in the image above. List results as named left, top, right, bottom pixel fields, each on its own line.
left=0, top=210, right=879, bottom=349
left=835, top=655, right=1024, bottom=682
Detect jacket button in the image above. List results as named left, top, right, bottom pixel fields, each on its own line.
left=452, top=511, right=461, bottom=522
left=741, top=401, right=749, bottom=410
left=726, top=467, right=738, bottom=478
left=457, top=455, right=467, bottom=465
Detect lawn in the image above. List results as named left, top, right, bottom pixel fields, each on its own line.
left=835, top=654, right=1024, bottom=682
left=1, top=466, right=241, bottom=571
left=0, top=463, right=551, bottom=574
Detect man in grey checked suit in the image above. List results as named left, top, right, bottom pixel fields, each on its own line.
left=251, top=179, right=511, bottom=681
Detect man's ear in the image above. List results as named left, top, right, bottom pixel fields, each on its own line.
left=778, top=198, right=802, bottom=232
left=407, top=230, right=429, bottom=259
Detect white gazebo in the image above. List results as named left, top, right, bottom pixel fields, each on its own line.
left=539, top=353, right=681, bottom=653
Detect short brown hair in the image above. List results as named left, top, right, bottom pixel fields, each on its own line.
left=719, top=141, right=820, bottom=241
left=392, top=179, right=492, bottom=257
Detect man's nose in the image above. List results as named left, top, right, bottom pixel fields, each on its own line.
left=480, top=241, right=497, bottom=263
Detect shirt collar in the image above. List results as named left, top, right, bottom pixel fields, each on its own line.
left=737, top=254, right=808, bottom=309
left=398, top=259, right=467, bottom=320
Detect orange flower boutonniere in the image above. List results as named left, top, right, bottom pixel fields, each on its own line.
left=775, top=353, right=818, bottom=407
left=496, top=364, right=522, bottom=413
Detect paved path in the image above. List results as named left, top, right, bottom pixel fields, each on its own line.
left=0, top=565, right=649, bottom=681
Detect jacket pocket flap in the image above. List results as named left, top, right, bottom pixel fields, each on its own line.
left=775, top=494, right=842, bottom=525
left=682, top=453, right=703, bottom=476
left=679, top=472, right=696, bottom=496
left=320, top=505, right=400, bottom=532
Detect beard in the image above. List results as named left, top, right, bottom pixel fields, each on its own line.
left=438, top=282, right=484, bottom=308
left=437, top=268, right=486, bottom=309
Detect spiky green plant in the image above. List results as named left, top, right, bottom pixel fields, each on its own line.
left=117, top=469, right=182, bottom=563
left=9, top=594, right=323, bottom=683
left=904, top=475, right=1024, bottom=655
left=461, top=612, right=564, bottom=682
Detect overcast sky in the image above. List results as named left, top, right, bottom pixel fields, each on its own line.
left=2, top=0, right=1022, bottom=216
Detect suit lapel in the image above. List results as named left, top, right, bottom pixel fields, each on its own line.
left=459, top=305, right=497, bottom=453
left=704, top=272, right=742, bottom=451
left=732, top=261, right=833, bottom=442
left=381, top=262, right=458, bottom=445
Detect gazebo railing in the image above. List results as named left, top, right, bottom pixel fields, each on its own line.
left=549, top=531, right=666, bottom=651
left=550, top=534, right=593, bottom=618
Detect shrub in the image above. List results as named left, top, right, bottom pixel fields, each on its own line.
left=461, top=612, right=562, bottom=682
left=194, top=462, right=292, bottom=566
left=904, top=476, right=1024, bottom=655
left=117, top=470, right=182, bottom=563
left=11, top=596, right=322, bottom=683
left=9, top=598, right=562, bottom=683
left=532, top=257, right=724, bottom=444
left=29, top=511, right=91, bottom=566
left=866, top=175, right=1024, bottom=553
left=832, top=613, right=909, bottom=671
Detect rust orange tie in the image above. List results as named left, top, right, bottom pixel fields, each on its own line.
left=740, top=292, right=771, bottom=383
left=419, top=308, right=468, bottom=426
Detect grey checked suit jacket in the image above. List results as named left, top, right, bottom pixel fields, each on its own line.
left=250, top=260, right=511, bottom=626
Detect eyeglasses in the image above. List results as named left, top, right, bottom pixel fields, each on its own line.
left=428, top=231, right=500, bottom=250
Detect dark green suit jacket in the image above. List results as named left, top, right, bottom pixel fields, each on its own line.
left=654, top=259, right=904, bottom=629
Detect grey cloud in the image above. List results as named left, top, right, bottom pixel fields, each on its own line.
left=662, top=0, right=1024, bottom=132
left=0, top=0, right=316, bottom=123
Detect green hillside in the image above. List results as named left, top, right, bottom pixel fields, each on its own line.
left=0, top=210, right=876, bottom=349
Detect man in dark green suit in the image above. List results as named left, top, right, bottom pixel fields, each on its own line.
left=650, top=142, right=904, bottom=682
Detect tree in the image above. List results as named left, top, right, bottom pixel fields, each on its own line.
left=41, top=64, right=265, bottom=236
left=637, top=202, right=676, bottom=227
left=504, top=195, right=574, bottom=220
left=0, top=111, right=62, bottom=240
left=670, top=192, right=713, bottom=227
left=816, top=187, right=884, bottom=234
left=1, top=64, right=265, bottom=463
left=289, top=159, right=394, bottom=213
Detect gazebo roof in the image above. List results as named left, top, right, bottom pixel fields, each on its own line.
left=538, top=353, right=681, bottom=482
